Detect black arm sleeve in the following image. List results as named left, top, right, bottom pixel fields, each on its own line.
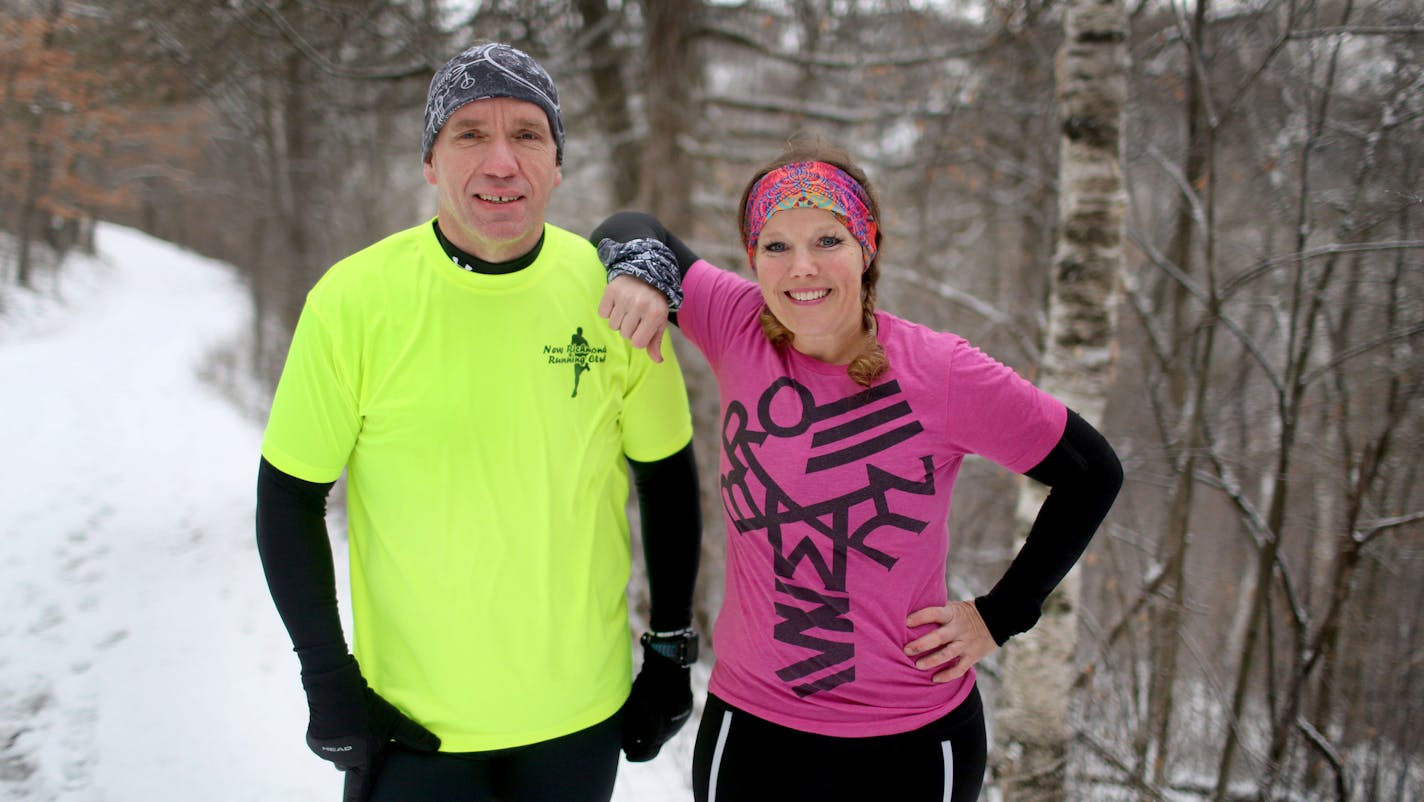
left=973, top=409, right=1124, bottom=645
left=626, top=441, right=702, bottom=632
left=591, top=211, right=700, bottom=279
left=255, top=457, right=350, bottom=674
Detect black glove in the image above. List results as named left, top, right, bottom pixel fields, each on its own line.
left=621, top=637, right=695, bottom=762
left=300, top=658, right=441, bottom=801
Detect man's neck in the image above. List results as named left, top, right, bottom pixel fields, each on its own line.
left=433, top=220, right=543, bottom=275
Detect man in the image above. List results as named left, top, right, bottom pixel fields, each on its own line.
left=256, top=43, right=702, bottom=802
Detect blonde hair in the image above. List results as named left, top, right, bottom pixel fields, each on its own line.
left=738, top=138, right=888, bottom=386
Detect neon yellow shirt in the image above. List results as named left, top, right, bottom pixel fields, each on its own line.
left=261, top=221, right=692, bottom=751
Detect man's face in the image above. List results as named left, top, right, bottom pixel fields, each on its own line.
left=423, top=96, right=562, bottom=263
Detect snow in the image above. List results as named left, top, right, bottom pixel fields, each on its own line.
left=0, top=224, right=697, bottom=801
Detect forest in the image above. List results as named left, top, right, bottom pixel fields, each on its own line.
left=2, top=0, right=1422, bottom=799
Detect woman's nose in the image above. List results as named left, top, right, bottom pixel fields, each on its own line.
left=789, top=251, right=819, bottom=277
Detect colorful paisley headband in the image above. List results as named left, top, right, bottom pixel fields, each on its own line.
left=742, top=161, right=878, bottom=268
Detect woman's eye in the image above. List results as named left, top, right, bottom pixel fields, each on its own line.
left=762, top=241, right=787, bottom=253
left=819, top=236, right=844, bottom=248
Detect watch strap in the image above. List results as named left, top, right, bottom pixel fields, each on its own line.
left=641, top=629, right=699, bottom=668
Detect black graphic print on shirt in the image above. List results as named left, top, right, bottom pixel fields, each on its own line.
left=720, top=377, right=936, bottom=697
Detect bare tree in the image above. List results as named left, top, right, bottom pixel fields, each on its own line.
left=1100, top=0, right=1424, bottom=797
left=995, top=1, right=1127, bottom=800
left=639, top=0, right=702, bottom=232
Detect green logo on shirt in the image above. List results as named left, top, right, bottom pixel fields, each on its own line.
left=543, top=327, right=608, bottom=397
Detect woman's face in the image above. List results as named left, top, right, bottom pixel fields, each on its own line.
left=752, top=206, right=868, bottom=365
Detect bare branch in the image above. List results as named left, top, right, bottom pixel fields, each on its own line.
left=1127, top=227, right=1285, bottom=393
left=694, top=22, right=987, bottom=69
left=1229, top=241, right=1424, bottom=291
left=1145, top=144, right=1208, bottom=240
left=251, top=0, right=430, bottom=81
left=1213, top=12, right=1297, bottom=128
left=881, top=266, right=1012, bottom=325
left=1073, top=525, right=1176, bottom=691
left=1289, top=25, right=1424, bottom=39
left=1302, top=320, right=1424, bottom=387
left=702, top=92, right=969, bottom=124
left=1123, top=280, right=1173, bottom=372
left=1357, top=510, right=1424, bottom=547
left=880, top=266, right=1042, bottom=362
left=1075, top=730, right=1168, bottom=799
left=1296, top=717, right=1349, bottom=801
left=702, top=93, right=876, bottom=125
left=1192, top=454, right=1310, bottom=630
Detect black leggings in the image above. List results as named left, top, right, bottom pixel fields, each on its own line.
left=692, top=688, right=987, bottom=802
left=365, top=712, right=621, bottom=802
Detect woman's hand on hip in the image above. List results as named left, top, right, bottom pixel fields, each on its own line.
left=904, top=600, right=997, bottom=683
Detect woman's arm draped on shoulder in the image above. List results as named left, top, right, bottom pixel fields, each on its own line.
left=255, top=457, right=350, bottom=673
left=593, top=212, right=700, bottom=361
left=626, top=441, right=702, bottom=631
left=973, top=409, right=1124, bottom=645
left=592, top=211, right=700, bottom=280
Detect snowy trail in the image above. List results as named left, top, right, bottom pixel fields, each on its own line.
left=0, top=226, right=695, bottom=801
left=0, top=226, right=328, bottom=801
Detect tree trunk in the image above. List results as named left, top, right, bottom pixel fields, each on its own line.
left=995, top=0, right=1127, bottom=799
left=14, top=1, right=66, bottom=291
left=1139, top=0, right=1213, bottom=775
left=638, top=0, right=699, bottom=233
left=574, top=0, right=641, bottom=208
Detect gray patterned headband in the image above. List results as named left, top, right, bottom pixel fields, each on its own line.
left=422, top=43, right=564, bottom=165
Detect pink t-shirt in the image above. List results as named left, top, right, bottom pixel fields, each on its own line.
left=679, top=260, right=1066, bottom=737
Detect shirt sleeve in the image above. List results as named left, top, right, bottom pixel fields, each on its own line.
left=260, top=288, right=361, bottom=483
left=619, top=323, right=695, bottom=463
left=942, top=339, right=1067, bottom=472
left=677, top=259, right=763, bottom=370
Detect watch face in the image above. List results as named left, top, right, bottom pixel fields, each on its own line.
left=645, top=632, right=698, bottom=666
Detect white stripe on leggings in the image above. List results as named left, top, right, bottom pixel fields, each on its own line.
left=707, top=709, right=733, bottom=801
left=941, top=739, right=955, bottom=801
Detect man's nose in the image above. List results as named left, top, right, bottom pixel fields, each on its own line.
left=482, top=137, right=518, bottom=178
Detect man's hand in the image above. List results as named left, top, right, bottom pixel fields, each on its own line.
left=903, top=600, right=998, bottom=683
left=300, top=658, right=440, bottom=800
left=621, top=642, right=693, bottom=761
left=599, top=275, right=670, bottom=363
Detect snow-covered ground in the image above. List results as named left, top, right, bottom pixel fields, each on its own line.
left=0, top=224, right=697, bottom=801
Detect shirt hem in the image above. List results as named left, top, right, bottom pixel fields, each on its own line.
left=707, top=667, right=976, bottom=738
left=428, top=692, right=627, bottom=753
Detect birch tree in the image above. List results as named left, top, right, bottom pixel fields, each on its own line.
left=995, top=0, right=1127, bottom=799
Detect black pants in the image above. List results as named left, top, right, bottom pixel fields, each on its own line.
left=364, top=711, right=621, bottom=802
left=692, top=688, right=987, bottom=802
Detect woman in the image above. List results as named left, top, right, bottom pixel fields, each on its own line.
left=595, top=139, right=1122, bottom=801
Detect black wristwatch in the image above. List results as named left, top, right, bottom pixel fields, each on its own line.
left=641, top=629, right=699, bottom=668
